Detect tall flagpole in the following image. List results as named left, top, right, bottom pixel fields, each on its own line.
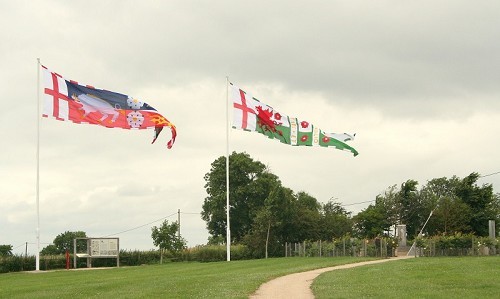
left=225, top=77, right=231, bottom=261
left=36, top=58, right=41, bottom=271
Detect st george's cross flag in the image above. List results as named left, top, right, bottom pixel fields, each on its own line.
left=41, top=65, right=177, bottom=148
left=231, top=84, right=358, bottom=156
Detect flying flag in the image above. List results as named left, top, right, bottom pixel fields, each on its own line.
left=41, top=65, right=176, bottom=148
left=231, top=84, right=358, bottom=156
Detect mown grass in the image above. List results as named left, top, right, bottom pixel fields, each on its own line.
left=0, top=257, right=373, bottom=299
left=312, top=256, right=500, bottom=298
left=3, top=256, right=498, bottom=298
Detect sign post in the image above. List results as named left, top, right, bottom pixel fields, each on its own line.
left=73, top=238, right=120, bottom=269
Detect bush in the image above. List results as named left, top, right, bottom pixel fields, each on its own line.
left=180, top=244, right=252, bottom=262
left=417, top=233, right=498, bottom=256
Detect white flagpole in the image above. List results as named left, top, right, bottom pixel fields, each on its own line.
left=36, top=58, right=41, bottom=271
left=225, top=77, right=231, bottom=261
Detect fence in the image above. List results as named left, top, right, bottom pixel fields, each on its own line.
left=414, top=235, right=498, bottom=257
left=285, top=237, right=397, bottom=258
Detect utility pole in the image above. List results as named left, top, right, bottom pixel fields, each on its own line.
left=177, top=209, right=181, bottom=238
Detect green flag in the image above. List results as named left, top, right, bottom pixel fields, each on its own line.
left=231, top=84, right=358, bottom=156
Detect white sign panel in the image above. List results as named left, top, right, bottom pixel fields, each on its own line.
left=90, top=238, right=118, bottom=257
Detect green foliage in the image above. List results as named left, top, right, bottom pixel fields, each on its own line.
left=415, top=233, right=499, bottom=256
left=203, top=152, right=499, bottom=257
left=202, top=152, right=359, bottom=258
left=202, top=152, right=280, bottom=243
left=397, top=179, right=425, bottom=239
left=41, top=231, right=87, bottom=254
left=0, top=255, right=31, bottom=272
left=353, top=203, right=391, bottom=238
left=0, top=245, right=13, bottom=256
left=456, top=173, right=498, bottom=236
left=151, top=220, right=186, bottom=254
left=356, top=172, right=499, bottom=240
left=118, top=250, right=161, bottom=265
left=0, top=254, right=77, bottom=273
left=182, top=244, right=252, bottom=262
left=40, top=244, right=59, bottom=255
left=319, top=200, right=353, bottom=240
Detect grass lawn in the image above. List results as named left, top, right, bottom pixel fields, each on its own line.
left=0, top=257, right=373, bottom=298
left=312, top=256, right=500, bottom=298
left=3, top=256, right=498, bottom=298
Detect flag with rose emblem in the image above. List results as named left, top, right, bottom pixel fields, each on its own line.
left=231, top=84, right=358, bottom=156
left=41, top=65, right=176, bottom=148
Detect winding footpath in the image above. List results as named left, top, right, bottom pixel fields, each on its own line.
left=250, top=256, right=413, bottom=299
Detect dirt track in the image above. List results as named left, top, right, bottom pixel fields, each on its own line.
left=249, top=256, right=413, bottom=299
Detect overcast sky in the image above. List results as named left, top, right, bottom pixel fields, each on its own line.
left=2, top=0, right=499, bottom=254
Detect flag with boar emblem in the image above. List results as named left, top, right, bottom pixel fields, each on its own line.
left=41, top=65, right=176, bottom=148
left=231, top=84, right=358, bottom=156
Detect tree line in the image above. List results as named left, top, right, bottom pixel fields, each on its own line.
left=2, top=151, right=498, bottom=260
left=202, top=152, right=499, bottom=257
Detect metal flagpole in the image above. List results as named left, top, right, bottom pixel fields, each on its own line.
left=225, top=77, right=231, bottom=261
left=36, top=58, right=41, bottom=271
left=408, top=202, right=438, bottom=256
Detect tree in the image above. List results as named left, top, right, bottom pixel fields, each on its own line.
left=293, top=192, right=322, bottom=241
left=319, top=200, right=353, bottom=240
left=40, top=244, right=59, bottom=255
left=353, top=201, right=392, bottom=238
left=353, top=185, right=400, bottom=239
left=151, top=220, right=186, bottom=263
left=0, top=244, right=13, bottom=256
left=397, top=179, right=426, bottom=239
left=419, top=177, right=472, bottom=235
left=242, top=184, right=294, bottom=258
left=456, top=173, right=498, bottom=236
left=376, top=185, right=399, bottom=235
left=202, top=152, right=280, bottom=243
left=41, top=231, right=87, bottom=254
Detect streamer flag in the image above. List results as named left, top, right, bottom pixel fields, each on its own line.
left=231, top=84, right=358, bottom=156
left=41, top=65, right=176, bottom=148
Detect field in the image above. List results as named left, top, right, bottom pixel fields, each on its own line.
left=313, top=256, right=500, bottom=298
left=0, top=256, right=498, bottom=298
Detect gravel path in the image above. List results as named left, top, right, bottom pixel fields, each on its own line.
left=249, top=256, right=413, bottom=299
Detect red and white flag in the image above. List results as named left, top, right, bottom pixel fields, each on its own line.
left=41, top=65, right=177, bottom=148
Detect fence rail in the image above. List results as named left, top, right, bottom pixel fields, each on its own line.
left=285, top=238, right=396, bottom=258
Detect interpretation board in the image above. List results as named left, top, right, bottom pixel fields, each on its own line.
left=73, top=237, right=120, bottom=268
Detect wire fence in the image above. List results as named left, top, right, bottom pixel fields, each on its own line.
left=285, top=237, right=397, bottom=258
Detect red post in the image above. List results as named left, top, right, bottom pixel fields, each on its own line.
left=65, top=250, right=70, bottom=270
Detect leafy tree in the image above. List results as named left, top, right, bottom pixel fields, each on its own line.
left=319, top=200, right=353, bottom=240
left=0, top=244, right=13, bottom=256
left=455, top=173, right=498, bottom=236
left=202, top=152, right=280, bottom=243
left=397, top=179, right=426, bottom=239
left=493, top=193, right=500, bottom=220
left=265, top=186, right=298, bottom=251
left=151, top=220, right=186, bottom=260
left=353, top=201, right=392, bottom=238
left=353, top=185, right=400, bottom=239
left=376, top=185, right=399, bottom=235
left=293, top=192, right=322, bottom=241
left=432, top=196, right=472, bottom=234
left=41, top=231, right=87, bottom=254
left=420, top=177, right=472, bottom=235
left=40, top=244, right=59, bottom=255
left=242, top=184, right=294, bottom=258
